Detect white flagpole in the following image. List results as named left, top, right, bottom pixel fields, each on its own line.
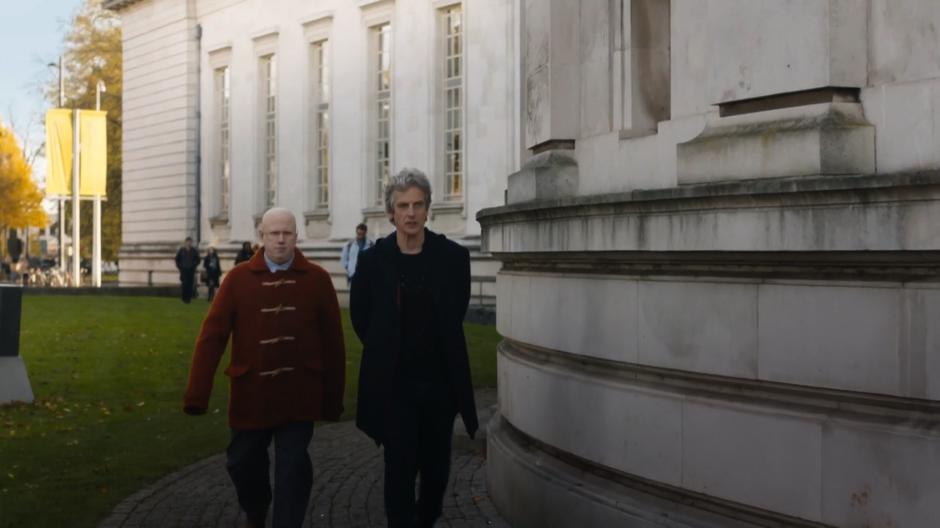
left=59, top=198, right=66, bottom=271
left=93, top=81, right=106, bottom=288
left=71, top=109, right=81, bottom=287
left=93, top=196, right=101, bottom=287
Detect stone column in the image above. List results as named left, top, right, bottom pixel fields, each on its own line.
left=522, top=0, right=580, bottom=151
left=613, top=0, right=671, bottom=136
left=509, top=0, right=581, bottom=204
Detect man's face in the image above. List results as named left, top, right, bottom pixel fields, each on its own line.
left=391, top=186, right=428, bottom=237
left=184, top=239, right=192, bottom=249
left=261, top=213, right=297, bottom=264
left=355, top=228, right=367, bottom=241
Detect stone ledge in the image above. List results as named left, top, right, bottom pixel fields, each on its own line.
left=498, top=250, right=940, bottom=282
left=22, top=286, right=180, bottom=297
left=478, top=170, right=940, bottom=253
left=506, top=149, right=579, bottom=204
left=678, top=102, right=875, bottom=183
left=499, top=339, right=940, bottom=432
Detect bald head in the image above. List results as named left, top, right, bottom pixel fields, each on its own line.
left=260, top=207, right=296, bottom=233
left=259, top=207, right=298, bottom=264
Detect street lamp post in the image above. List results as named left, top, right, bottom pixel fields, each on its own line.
left=48, top=58, right=66, bottom=272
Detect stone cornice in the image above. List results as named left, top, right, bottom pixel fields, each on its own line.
left=478, top=170, right=940, bottom=222
left=477, top=170, right=940, bottom=254
left=497, top=250, right=940, bottom=282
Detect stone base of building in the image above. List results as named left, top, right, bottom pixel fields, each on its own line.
left=118, top=238, right=500, bottom=308
left=487, top=415, right=830, bottom=528
left=480, top=170, right=940, bottom=527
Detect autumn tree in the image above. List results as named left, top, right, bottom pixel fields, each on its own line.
left=48, top=0, right=122, bottom=261
left=0, top=121, right=48, bottom=234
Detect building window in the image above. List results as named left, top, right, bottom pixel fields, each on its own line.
left=311, top=40, right=330, bottom=209
left=373, top=23, right=392, bottom=206
left=442, top=5, right=463, bottom=201
left=261, top=54, right=277, bottom=208
left=215, top=66, right=231, bottom=215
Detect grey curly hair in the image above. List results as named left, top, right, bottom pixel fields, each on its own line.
left=384, top=168, right=433, bottom=216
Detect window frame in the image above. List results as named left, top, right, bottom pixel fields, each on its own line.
left=215, top=65, right=232, bottom=216
left=207, top=45, right=233, bottom=225
left=370, top=22, right=393, bottom=207
left=310, top=39, right=331, bottom=210
left=439, top=4, right=464, bottom=204
left=259, top=53, right=278, bottom=209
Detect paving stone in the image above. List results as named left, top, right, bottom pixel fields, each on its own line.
left=99, top=390, right=509, bottom=527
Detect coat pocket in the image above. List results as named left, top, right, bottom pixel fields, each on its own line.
left=224, top=364, right=251, bottom=378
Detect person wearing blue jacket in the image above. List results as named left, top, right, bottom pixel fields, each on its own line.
left=340, top=223, right=373, bottom=285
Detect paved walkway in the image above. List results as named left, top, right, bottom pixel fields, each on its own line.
left=99, top=390, right=510, bottom=528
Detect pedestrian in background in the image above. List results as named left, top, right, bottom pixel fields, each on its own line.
left=184, top=207, right=346, bottom=528
left=350, top=169, right=477, bottom=528
left=203, top=247, right=222, bottom=302
left=340, top=223, right=373, bottom=285
left=234, top=241, right=254, bottom=266
left=175, top=236, right=200, bottom=303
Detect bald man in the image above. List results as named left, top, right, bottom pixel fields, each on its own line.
left=184, top=208, right=346, bottom=528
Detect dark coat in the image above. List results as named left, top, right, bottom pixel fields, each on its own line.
left=234, top=248, right=254, bottom=266
left=175, top=246, right=200, bottom=272
left=203, top=253, right=222, bottom=282
left=184, top=248, right=346, bottom=429
left=350, top=229, right=478, bottom=445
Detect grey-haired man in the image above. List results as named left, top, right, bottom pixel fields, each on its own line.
left=350, top=168, right=478, bottom=527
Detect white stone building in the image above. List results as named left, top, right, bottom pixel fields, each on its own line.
left=108, top=0, right=940, bottom=525
left=105, top=0, right=516, bottom=301
left=479, top=0, right=940, bottom=526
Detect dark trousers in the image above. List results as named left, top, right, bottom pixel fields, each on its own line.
left=226, top=421, right=314, bottom=528
left=180, top=270, right=195, bottom=303
left=207, top=277, right=219, bottom=301
left=383, top=384, right=457, bottom=528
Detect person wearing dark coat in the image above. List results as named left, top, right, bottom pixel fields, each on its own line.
left=175, top=237, right=200, bottom=303
left=350, top=168, right=478, bottom=528
left=234, top=241, right=254, bottom=266
left=202, top=247, right=222, bottom=302
left=185, top=208, right=346, bottom=528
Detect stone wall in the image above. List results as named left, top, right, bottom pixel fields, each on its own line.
left=483, top=1, right=940, bottom=526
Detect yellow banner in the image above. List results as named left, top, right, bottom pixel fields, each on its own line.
left=44, top=109, right=72, bottom=196
left=79, top=110, right=107, bottom=197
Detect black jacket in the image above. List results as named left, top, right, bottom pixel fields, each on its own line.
left=175, top=247, right=200, bottom=272
left=234, top=248, right=253, bottom=265
left=350, top=229, right=478, bottom=444
left=203, top=253, right=221, bottom=281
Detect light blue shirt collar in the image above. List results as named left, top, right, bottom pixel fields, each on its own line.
left=263, top=252, right=294, bottom=273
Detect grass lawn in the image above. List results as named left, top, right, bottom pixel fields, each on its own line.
left=0, top=295, right=500, bottom=528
